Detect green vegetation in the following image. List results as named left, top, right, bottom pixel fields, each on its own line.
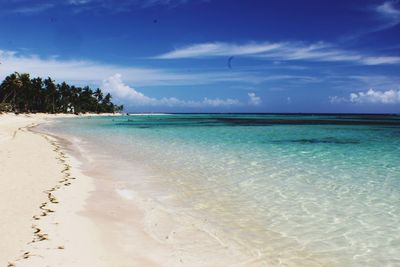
left=0, top=72, right=123, bottom=114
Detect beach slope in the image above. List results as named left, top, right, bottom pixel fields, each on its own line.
left=0, top=114, right=106, bottom=267
left=0, top=114, right=64, bottom=265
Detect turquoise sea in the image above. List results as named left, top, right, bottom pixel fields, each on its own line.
left=42, top=114, right=400, bottom=266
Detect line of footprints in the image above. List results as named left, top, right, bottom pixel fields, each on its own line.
left=8, top=131, right=75, bottom=267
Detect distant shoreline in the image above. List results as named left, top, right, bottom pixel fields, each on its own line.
left=125, top=112, right=400, bottom=115
left=0, top=112, right=123, bottom=118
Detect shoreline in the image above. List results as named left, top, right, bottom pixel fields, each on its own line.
left=37, top=115, right=250, bottom=266
left=1, top=113, right=248, bottom=266
left=0, top=113, right=127, bottom=266
left=0, top=113, right=105, bottom=266
left=0, top=114, right=55, bottom=265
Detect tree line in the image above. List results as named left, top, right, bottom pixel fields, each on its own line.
left=0, top=72, right=123, bottom=114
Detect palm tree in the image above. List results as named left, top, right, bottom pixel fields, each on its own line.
left=93, top=88, right=103, bottom=113
left=58, top=82, right=71, bottom=113
left=31, top=77, right=44, bottom=112
left=101, top=93, right=114, bottom=112
left=44, top=77, right=57, bottom=113
left=18, top=73, right=32, bottom=112
left=69, top=86, right=81, bottom=113
left=0, top=73, right=23, bottom=112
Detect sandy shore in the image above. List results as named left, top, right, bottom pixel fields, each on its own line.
left=0, top=113, right=248, bottom=267
left=0, top=113, right=59, bottom=266
left=0, top=113, right=119, bottom=266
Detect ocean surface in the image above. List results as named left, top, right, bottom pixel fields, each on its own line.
left=41, top=114, right=400, bottom=266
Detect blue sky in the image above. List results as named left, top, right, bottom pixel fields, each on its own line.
left=0, top=0, right=399, bottom=113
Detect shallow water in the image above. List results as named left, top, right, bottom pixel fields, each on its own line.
left=42, top=114, right=400, bottom=266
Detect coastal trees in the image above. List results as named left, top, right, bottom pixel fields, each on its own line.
left=30, top=77, right=44, bottom=112
left=0, top=72, right=123, bottom=113
left=100, top=93, right=113, bottom=113
left=58, top=82, right=71, bottom=113
left=18, top=73, right=32, bottom=112
left=44, top=77, right=58, bottom=113
left=93, top=88, right=103, bottom=113
left=0, top=73, right=22, bottom=110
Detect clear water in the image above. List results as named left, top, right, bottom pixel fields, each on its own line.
left=42, top=114, right=400, bottom=266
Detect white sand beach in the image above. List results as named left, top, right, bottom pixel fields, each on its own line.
left=0, top=113, right=245, bottom=267
left=0, top=114, right=101, bottom=266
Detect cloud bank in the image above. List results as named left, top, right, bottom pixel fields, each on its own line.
left=0, top=48, right=322, bottom=87
left=155, top=41, right=400, bottom=65
left=0, top=49, right=271, bottom=87
left=101, top=74, right=262, bottom=108
left=330, top=89, right=400, bottom=104
left=350, top=89, right=400, bottom=104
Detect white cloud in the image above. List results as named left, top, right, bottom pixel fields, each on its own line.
left=247, top=92, right=261, bottom=106
left=377, top=1, right=400, bottom=17
left=330, top=89, right=400, bottom=104
left=350, top=89, right=400, bottom=104
left=65, top=0, right=200, bottom=10
left=345, top=1, right=400, bottom=39
left=0, top=49, right=191, bottom=86
left=68, top=0, right=92, bottom=5
left=155, top=41, right=400, bottom=65
left=11, top=3, right=55, bottom=14
left=376, top=1, right=400, bottom=28
left=361, top=56, right=400, bottom=65
left=0, top=49, right=265, bottom=87
left=101, top=74, right=241, bottom=107
left=156, top=42, right=282, bottom=59
left=2, top=0, right=205, bottom=15
left=329, top=95, right=348, bottom=104
left=0, top=49, right=319, bottom=86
